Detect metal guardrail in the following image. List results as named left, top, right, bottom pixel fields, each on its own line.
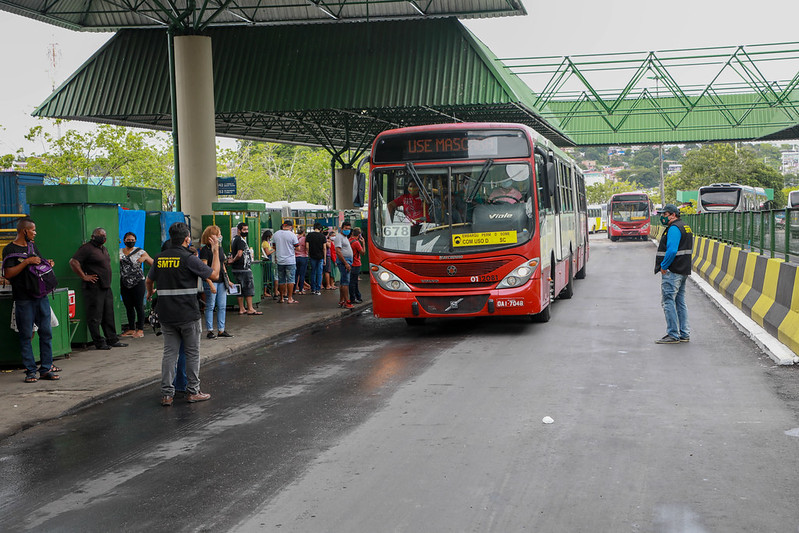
left=679, top=208, right=799, bottom=263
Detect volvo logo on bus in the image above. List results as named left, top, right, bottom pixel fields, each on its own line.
left=447, top=265, right=458, bottom=276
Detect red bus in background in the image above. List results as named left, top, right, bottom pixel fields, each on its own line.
left=607, top=192, right=652, bottom=241
left=367, top=123, right=589, bottom=324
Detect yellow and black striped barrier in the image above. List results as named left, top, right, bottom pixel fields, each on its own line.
left=691, top=236, right=799, bottom=355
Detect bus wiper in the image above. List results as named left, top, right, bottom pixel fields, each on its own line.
left=465, top=159, right=494, bottom=203
left=405, top=162, right=435, bottom=206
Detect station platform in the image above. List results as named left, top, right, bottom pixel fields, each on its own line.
left=0, top=286, right=372, bottom=440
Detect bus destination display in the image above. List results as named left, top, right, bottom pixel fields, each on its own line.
left=373, top=130, right=530, bottom=163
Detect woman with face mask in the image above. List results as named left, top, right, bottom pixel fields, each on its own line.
left=119, top=232, right=154, bottom=338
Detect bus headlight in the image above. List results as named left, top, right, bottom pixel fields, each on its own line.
left=610, top=223, right=621, bottom=231
left=370, top=264, right=411, bottom=292
left=497, top=258, right=539, bottom=289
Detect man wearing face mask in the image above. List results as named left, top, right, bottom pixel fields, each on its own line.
left=333, top=221, right=354, bottom=309
left=70, top=227, right=128, bottom=351
left=654, top=204, right=694, bottom=344
left=230, top=222, right=260, bottom=315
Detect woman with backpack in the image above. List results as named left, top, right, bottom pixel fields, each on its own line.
left=119, top=232, right=153, bottom=338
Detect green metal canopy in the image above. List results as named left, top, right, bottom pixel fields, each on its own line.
left=0, top=0, right=525, bottom=32
left=33, top=18, right=574, bottom=155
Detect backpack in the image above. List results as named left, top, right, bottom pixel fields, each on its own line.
left=120, top=248, right=145, bottom=289
left=2, top=242, right=58, bottom=298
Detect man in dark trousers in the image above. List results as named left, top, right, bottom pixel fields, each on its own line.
left=147, top=222, right=220, bottom=406
left=654, top=204, right=694, bottom=344
left=1, top=217, right=60, bottom=383
left=305, top=222, right=326, bottom=295
left=70, top=227, right=127, bottom=351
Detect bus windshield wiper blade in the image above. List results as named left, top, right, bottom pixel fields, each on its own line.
left=466, top=159, right=493, bottom=203
left=405, top=163, right=435, bottom=206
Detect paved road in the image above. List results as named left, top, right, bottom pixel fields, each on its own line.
left=2, top=235, right=798, bottom=532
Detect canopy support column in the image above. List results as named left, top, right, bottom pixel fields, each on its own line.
left=173, top=34, right=217, bottom=234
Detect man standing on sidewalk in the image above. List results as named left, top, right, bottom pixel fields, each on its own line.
left=147, top=222, right=220, bottom=406
left=2, top=217, right=60, bottom=383
left=272, top=220, right=299, bottom=303
left=334, top=221, right=354, bottom=309
left=654, top=204, right=693, bottom=344
left=230, top=222, right=260, bottom=315
left=69, top=228, right=127, bottom=351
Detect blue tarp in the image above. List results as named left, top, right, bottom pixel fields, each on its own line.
left=118, top=207, right=146, bottom=249
left=160, top=212, right=186, bottom=245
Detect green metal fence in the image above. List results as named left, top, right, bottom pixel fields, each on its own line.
left=681, top=209, right=799, bottom=262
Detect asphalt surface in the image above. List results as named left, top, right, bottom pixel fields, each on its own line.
left=2, top=235, right=799, bottom=532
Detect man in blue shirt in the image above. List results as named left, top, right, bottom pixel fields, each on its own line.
left=654, top=204, right=694, bottom=344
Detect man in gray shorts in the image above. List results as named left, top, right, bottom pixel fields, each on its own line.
left=272, top=220, right=299, bottom=303
left=230, top=222, right=261, bottom=315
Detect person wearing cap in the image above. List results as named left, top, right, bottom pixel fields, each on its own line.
left=654, top=204, right=694, bottom=344
left=272, top=220, right=300, bottom=304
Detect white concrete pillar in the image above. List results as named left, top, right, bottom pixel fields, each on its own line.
left=174, top=35, right=216, bottom=236
left=335, top=168, right=356, bottom=210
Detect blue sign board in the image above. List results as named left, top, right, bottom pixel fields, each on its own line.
left=217, top=176, right=237, bottom=196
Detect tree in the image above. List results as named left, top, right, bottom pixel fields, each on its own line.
left=616, top=167, right=659, bottom=188
left=664, top=143, right=785, bottom=206
left=19, top=122, right=176, bottom=208
left=586, top=180, right=642, bottom=204
left=218, top=141, right=332, bottom=205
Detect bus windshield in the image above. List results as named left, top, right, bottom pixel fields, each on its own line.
left=371, top=162, right=535, bottom=255
left=700, top=189, right=740, bottom=211
left=610, top=201, right=649, bottom=222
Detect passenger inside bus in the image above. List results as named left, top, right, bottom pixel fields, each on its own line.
left=430, top=178, right=465, bottom=225
left=387, top=181, right=428, bottom=236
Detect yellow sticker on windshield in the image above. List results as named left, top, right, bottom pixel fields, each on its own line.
left=452, top=231, right=518, bottom=247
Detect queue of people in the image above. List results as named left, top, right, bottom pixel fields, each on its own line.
left=2, top=216, right=366, bottom=407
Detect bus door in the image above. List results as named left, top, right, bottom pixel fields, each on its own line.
left=554, top=162, right=565, bottom=262
left=535, top=151, right=557, bottom=266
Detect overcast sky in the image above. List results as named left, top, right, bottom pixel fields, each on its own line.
left=1, top=0, right=798, bottom=155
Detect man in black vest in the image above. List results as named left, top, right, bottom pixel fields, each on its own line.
left=146, top=222, right=220, bottom=406
left=654, top=204, right=693, bottom=344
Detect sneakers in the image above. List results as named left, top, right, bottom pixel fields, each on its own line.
left=353, top=299, right=363, bottom=304
left=217, top=331, right=234, bottom=338
left=680, top=336, right=690, bottom=343
left=206, top=331, right=216, bottom=339
left=655, top=335, right=680, bottom=344
left=186, top=391, right=211, bottom=403
left=343, top=300, right=354, bottom=309
left=160, top=396, right=173, bottom=407
left=108, top=341, right=128, bottom=348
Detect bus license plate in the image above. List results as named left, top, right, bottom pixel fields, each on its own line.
left=496, top=298, right=524, bottom=308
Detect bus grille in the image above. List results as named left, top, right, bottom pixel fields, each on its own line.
left=416, top=295, right=489, bottom=314
left=409, top=282, right=494, bottom=290
left=396, top=259, right=510, bottom=277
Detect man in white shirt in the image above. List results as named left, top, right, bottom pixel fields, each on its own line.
left=272, top=220, right=300, bottom=303
left=333, top=221, right=354, bottom=309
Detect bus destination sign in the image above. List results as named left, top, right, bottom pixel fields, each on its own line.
left=373, top=130, right=530, bottom=164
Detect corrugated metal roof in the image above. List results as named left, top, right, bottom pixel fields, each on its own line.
left=34, top=19, right=572, bottom=149
left=0, top=0, right=526, bottom=32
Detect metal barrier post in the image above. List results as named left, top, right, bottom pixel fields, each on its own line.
left=769, top=210, right=776, bottom=259
left=784, top=208, right=791, bottom=263
left=759, top=211, right=765, bottom=255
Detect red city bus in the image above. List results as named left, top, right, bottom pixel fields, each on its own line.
left=367, top=123, right=589, bottom=324
left=606, top=192, right=652, bottom=241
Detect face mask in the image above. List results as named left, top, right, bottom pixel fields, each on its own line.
left=660, top=215, right=670, bottom=225
left=125, top=241, right=136, bottom=248
left=342, top=229, right=351, bottom=236
left=93, top=235, right=107, bottom=245
left=23, top=230, right=33, bottom=243
left=240, top=231, right=248, bottom=238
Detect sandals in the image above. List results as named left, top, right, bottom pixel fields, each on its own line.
left=24, top=375, right=38, bottom=383
left=49, top=365, right=62, bottom=373
left=39, top=372, right=60, bottom=381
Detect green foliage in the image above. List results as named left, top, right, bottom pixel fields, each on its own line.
left=22, top=122, right=175, bottom=208
left=664, top=143, right=785, bottom=207
left=586, top=180, right=643, bottom=204
left=616, top=167, right=659, bottom=188
left=218, top=141, right=331, bottom=205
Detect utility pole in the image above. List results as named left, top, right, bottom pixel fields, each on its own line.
left=659, top=143, right=665, bottom=205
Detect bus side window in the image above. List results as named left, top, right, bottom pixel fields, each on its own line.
left=535, top=152, right=551, bottom=212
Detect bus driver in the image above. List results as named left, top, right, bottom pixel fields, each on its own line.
left=387, top=182, right=428, bottom=235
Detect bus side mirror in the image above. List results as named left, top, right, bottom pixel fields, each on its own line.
left=353, top=172, right=366, bottom=208
left=546, top=161, right=556, bottom=194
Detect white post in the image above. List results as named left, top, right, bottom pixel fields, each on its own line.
left=174, top=35, right=217, bottom=236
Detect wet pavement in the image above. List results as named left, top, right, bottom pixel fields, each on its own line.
left=2, top=236, right=799, bottom=532
left=0, top=286, right=372, bottom=440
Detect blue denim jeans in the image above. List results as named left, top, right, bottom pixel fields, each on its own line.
left=203, top=281, right=227, bottom=332
left=15, top=297, right=53, bottom=377
left=295, top=256, right=309, bottom=291
left=661, top=271, right=689, bottom=340
left=309, top=258, right=323, bottom=293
